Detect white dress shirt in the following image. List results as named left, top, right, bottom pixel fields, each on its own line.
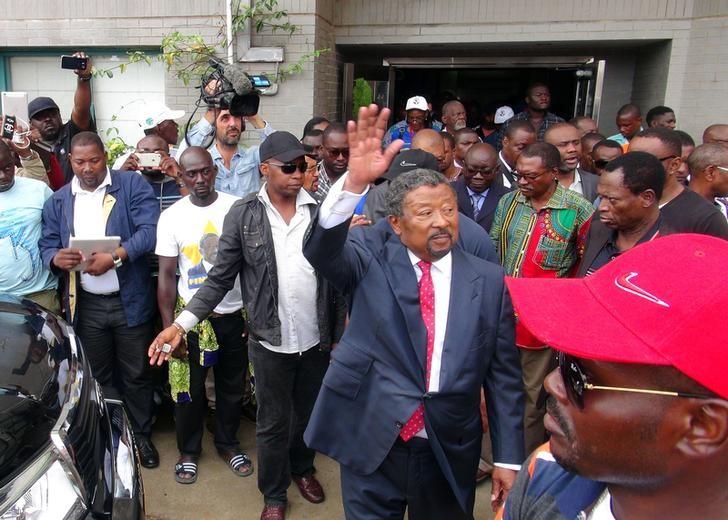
left=318, top=173, right=520, bottom=469
left=71, top=169, right=120, bottom=294
left=256, top=184, right=320, bottom=354
left=568, top=169, right=584, bottom=196
left=498, top=151, right=513, bottom=188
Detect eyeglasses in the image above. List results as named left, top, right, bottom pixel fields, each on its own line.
left=715, top=166, right=728, bottom=174
left=558, top=351, right=715, bottom=409
left=266, top=161, right=307, bottom=174
left=512, top=170, right=547, bottom=182
left=464, top=166, right=497, bottom=177
left=593, top=159, right=610, bottom=169
left=324, top=147, right=350, bottom=159
left=657, top=154, right=679, bottom=163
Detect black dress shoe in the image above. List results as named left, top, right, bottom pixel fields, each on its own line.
left=136, top=437, right=159, bottom=468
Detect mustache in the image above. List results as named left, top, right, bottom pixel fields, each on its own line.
left=428, top=229, right=452, bottom=241
left=545, top=396, right=570, bottom=434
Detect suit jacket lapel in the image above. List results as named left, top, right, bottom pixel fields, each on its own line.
left=380, top=238, right=427, bottom=373
left=455, top=181, right=475, bottom=219
left=439, top=248, right=480, bottom=390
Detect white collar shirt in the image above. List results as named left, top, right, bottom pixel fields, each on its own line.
left=407, top=249, right=451, bottom=397
left=568, top=168, right=584, bottom=195
left=257, top=184, right=320, bottom=354
left=498, top=151, right=513, bottom=188
left=71, top=169, right=119, bottom=294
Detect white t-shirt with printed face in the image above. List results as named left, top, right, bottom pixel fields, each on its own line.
left=155, top=192, right=243, bottom=314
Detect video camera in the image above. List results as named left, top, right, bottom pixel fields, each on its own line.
left=200, top=58, right=269, bottom=117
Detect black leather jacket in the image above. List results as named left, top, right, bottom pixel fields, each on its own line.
left=185, top=192, right=346, bottom=349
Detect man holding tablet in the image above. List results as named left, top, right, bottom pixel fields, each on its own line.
left=39, top=131, right=160, bottom=468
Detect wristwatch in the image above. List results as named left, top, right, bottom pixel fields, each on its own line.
left=111, top=250, right=123, bottom=269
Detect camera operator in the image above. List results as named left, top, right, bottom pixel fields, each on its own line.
left=28, top=51, right=95, bottom=188
left=177, top=72, right=275, bottom=198
left=178, top=106, right=273, bottom=198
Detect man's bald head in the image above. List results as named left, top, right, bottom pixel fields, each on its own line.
left=463, top=143, right=498, bottom=193
left=703, top=124, right=728, bottom=147
left=179, top=146, right=214, bottom=170
left=412, top=129, right=446, bottom=166
left=465, top=142, right=497, bottom=164
left=688, top=144, right=728, bottom=199
left=688, top=144, right=728, bottom=176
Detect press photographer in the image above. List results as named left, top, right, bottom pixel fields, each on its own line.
left=178, top=59, right=274, bottom=198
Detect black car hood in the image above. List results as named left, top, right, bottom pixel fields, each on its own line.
left=0, top=296, right=73, bottom=484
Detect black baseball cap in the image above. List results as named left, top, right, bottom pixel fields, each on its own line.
left=260, top=131, right=305, bottom=163
left=28, top=97, right=60, bottom=119
left=378, top=148, right=439, bottom=184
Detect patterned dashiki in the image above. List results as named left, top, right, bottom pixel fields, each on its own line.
left=490, top=183, right=594, bottom=348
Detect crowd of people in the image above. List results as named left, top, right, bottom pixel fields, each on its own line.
left=2, top=51, right=728, bottom=520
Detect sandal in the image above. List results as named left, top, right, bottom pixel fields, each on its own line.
left=225, top=452, right=254, bottom=477
left=174, top=456, right=198, bottom=484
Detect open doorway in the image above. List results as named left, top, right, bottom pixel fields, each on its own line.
left=389, top=66, right=588, bottom=129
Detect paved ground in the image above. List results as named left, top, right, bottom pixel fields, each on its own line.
left=142, top=410, right=497, bottom=520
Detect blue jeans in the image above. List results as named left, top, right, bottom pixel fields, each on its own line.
left=248, top=338, right=330, bottom=505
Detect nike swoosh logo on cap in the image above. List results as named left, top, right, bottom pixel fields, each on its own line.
left=614, top=272, right=670, bottom=308
left=400, top=161, right=417, bottom=167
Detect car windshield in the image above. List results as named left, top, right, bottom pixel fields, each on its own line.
left=0, top=296, right=73, bottom=484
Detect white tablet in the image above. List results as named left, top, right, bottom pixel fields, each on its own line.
left=68, top=236, right=121, bottom=271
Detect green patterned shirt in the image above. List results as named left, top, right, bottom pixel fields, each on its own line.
left=490, top=184, right=594, bottom=278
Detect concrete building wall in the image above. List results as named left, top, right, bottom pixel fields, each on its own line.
left=595, top=54, right=637, bottom=136
left=677, top=12, right=728, bottom=139
left=0, top=1, right=726, bottom=143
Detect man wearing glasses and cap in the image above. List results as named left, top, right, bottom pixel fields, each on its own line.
left=500, top=233, right=728, bottom=520
left=150, top=131, right=346, bottom=520
left=383, top=95, right=443, bottom=150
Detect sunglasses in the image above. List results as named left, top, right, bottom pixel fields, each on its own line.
left=266, top=161, right=307, bottom=174
left=464, top=166, right=497, bottom=177
left=512, top=170, right=547, bottom=182
left=593, top=159, right=610, bottom=169
left=324, top=147, right=350, bottom=159
left=558, top=351, right=715, bottom=409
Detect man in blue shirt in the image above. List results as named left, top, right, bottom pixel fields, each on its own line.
left=383, top=95, right=443, bottom=150
left=182, top=108, right=274, bottom=198
left=0, top=141, right=57, bottom=311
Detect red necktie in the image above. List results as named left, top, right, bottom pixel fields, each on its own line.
left=400, top=260, right=435, bottom=441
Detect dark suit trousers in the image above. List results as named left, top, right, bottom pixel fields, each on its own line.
left=340, top=437, right=470, bottom=520
left=248, top=338, right=330, bottom=505
left=76, top=290, right=153, bottom=437
left=175, top=312, right=247, bottom=455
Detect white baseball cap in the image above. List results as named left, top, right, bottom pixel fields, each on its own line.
left=494, top=106, right=515, bottom=124
left=138, top=103, right=185, bottom=130
left=405, top=96, right=428, bottom=112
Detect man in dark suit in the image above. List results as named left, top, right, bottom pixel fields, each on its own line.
left=545, top=123, right=599, bottom=203
left=454, top=143, right=511, bottom=233
left=303, top=105, right=525, bottom=519
left=577, top=152, right=665, bottom=277
left=494, top=120, right=536, bottom=190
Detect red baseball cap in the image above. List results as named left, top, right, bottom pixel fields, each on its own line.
left=505, top=234, right=728, bottom=399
